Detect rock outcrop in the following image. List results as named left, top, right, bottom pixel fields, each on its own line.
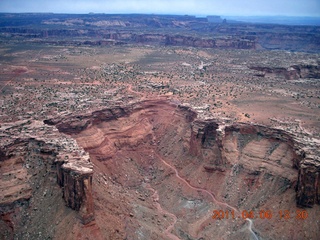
left=249, top=63, right=320, bottom=80
left=45, top=100, right=320, bottom=209
left=0, top=120, right=94, bottom=238
left=1, top=100, right=319, bottom=239
left=55, top=152, right=94, bottom=224
left=0, top=27, right=256, bottom=49
left=187, top=113, right=320, bottom=208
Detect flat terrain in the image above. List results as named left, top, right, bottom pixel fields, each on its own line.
left=1, top=43, right=319, bottom=135
left=0, top=13, right=320, bottom=240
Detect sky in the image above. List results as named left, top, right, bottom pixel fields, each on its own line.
left=0, top=0, right=319, bottom=17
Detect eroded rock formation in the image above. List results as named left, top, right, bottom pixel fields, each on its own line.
left=1, top=99, right=319, bottom=239
left=0, top=120, right=94, bottom=239
left=0, top=27, right=256, bottom=49
left=249, top=63, right=320, bottom=80
left=45, top=99, right=320, bottom=209
left=186, top=115, right=319, bottom=209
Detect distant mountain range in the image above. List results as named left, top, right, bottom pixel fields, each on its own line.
left=223, top=16, right=320, bottom=26
left=0, top=13, right=319, bottom=52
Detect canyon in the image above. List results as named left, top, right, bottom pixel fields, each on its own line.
left=1, top=99, right=319, bottom=239
left=1, top=13, right=320, bottom=239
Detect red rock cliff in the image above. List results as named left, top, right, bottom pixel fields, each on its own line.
left=187, top=115, right=320, bottom=208
left=0, top=120, right=94, bottom=239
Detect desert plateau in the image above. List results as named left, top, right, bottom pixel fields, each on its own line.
left=0, top=12, right=320, bottom=240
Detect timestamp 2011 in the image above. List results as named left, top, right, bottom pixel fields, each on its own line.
left=212, top=209, right=308, bottom=220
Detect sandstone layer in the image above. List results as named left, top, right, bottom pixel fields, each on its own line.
left=0, top=120, right=94, bottom=239
left=1, top=99, right=319, bottom=239
left=47, top=99, right=320, bottom=239
left=249, top=63, right=320, bottom=80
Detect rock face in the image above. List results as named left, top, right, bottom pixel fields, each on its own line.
left=49, top=99, right=320, bottom=239
left=0, top=120, right=94, bottom=239
left=1, top=100, right=320, bottom=239
left=163, top=35, right=255, bottom=49
left=292, top=64, right=320, bottom=79
left=46, top=100, right=320, bottom=209
left=188, top=117, right=320, bottom=208
left=296, top=167, right=320, bottom=207
left=249, top=63, right=320, bottom=80
left=294, top=137, right=320, bottom=207
left=55, top=153, right=94, bottom=224
left=0, top=27, right=256, bottom=49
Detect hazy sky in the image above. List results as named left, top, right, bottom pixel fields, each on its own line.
left=0, top=0, right=319, bottom=16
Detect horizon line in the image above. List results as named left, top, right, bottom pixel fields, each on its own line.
left=1, top=12, right=320, bottom=18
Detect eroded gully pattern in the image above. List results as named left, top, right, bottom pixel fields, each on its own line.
left=142, top=150, right=259, bottom=240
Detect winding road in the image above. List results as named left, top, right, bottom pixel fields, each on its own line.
left=145, top=150, right=259, bottom=240
left=144, top=183, right=179, bottom=240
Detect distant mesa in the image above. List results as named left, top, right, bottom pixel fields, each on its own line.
left=207, top=15, right=225, bottom=23
left=0, top=13, right=319, bottom=52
